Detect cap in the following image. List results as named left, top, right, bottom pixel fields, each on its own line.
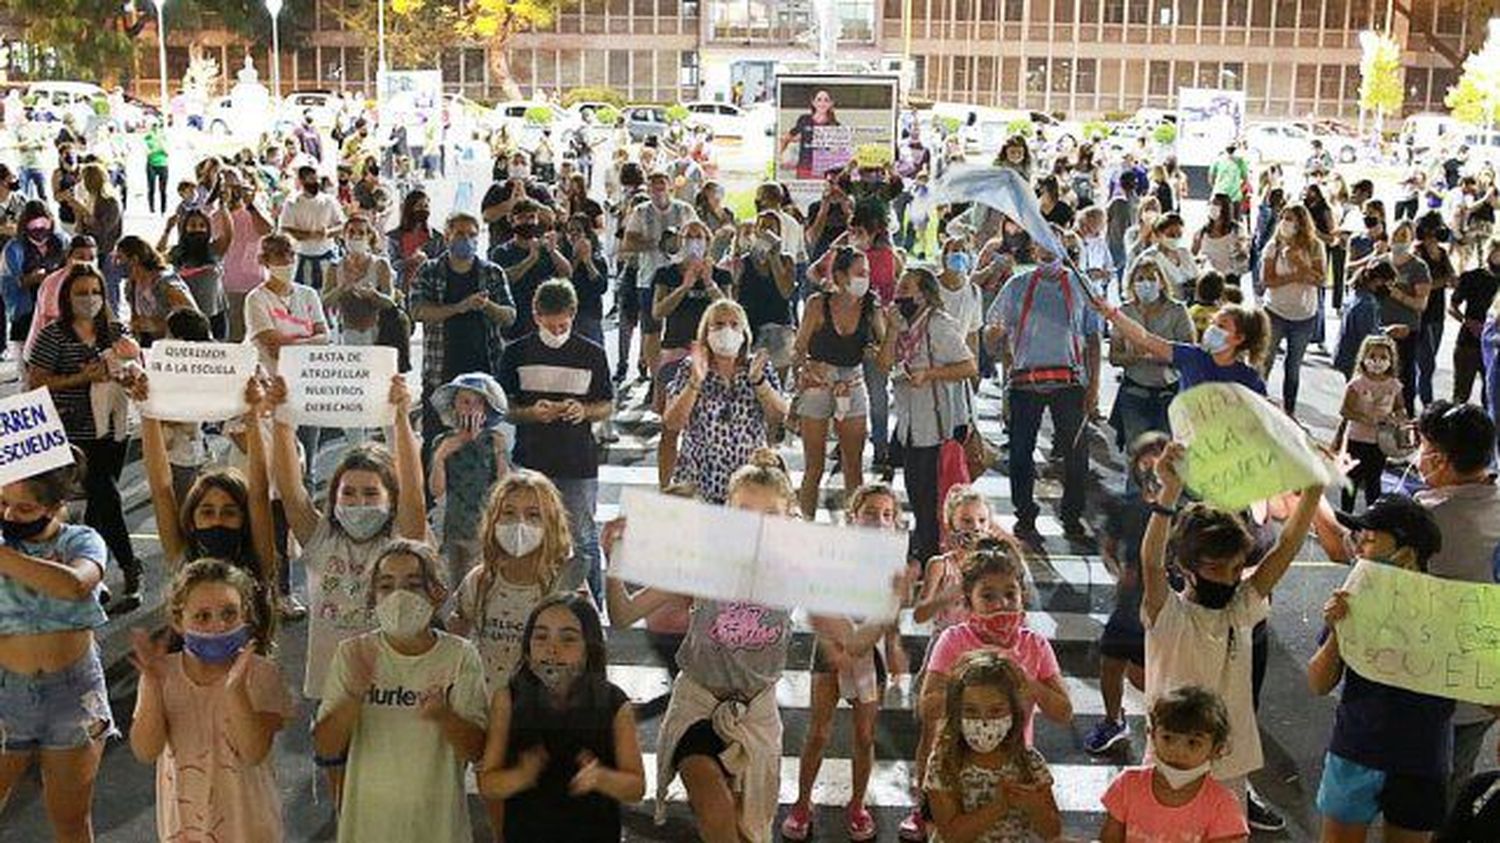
left=1334, top=495, right=1442, bottom=562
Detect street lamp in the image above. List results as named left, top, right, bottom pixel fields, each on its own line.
left=151, top=0, right=168, bottom=113
left=378, top=0, right=388, bottom=75
left=265, top=0, right=283, bottom=100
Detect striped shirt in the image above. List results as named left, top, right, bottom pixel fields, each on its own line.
left=28, top=320, right=129, bottom=440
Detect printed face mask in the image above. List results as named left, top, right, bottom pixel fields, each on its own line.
left=71, top=294, right=104, bottom=319
left=533, top=661, right=584, bottom=697
left=960, top=716, right=1012, bottom=754
left=497, top=520, right=544, bottom=557
left=374, top=589, right=434, bottom=639
left=335, top=503, right=390, bottom=541
left=968, top=610, right=1025, bottom=647
left=684, top=239, right=708, bottom=260
left=182, top=624, right=252, bottom=664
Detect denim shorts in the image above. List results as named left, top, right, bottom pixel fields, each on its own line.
left=0, top=648, right=117, bottom=752
left=1315, top=752, right=1446, bottom=831
left=795, top=366, right=869, bottom=421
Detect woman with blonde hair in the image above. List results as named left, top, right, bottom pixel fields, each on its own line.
left=1260, top=202, right=1327, bottom=413
left=448, top=469, right=574, bottom=695
left=664, top=298, right=788, bottom=504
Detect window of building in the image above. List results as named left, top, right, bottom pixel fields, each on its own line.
left=631, top=50, right=654, bottom=95
left=1176, top=0, right=1198, bottom=26
left=680, top=50, right=700, bottom=87
left=1221, top=61, right=1244, bottom=89
left=559, top=49, right=581, bottom=87
left=885, top=0, right=903, bottom=20
left=1343, top=64, right=1360, bottom=102
left=1002, top=56, right=1021, bottom=94
left=955, top=0, right=973, bottom=20
left=608, top=0, right=628, bottom=14
left=953, top=55, right=971, bottom=92
left=296, top=48, right=317, bottom=83
left=535, top=49, right=559, bottom=88
left=1149, top=60, right=1172, bottom=96
left=978, top=55, right=997, bottom=92
left=1431, top=67, right=1458, bottom=106
left=683, top=0, right=699, bottom=17
left=1196, top=61, right=1219, bottom=88
left=1026, top=57, right=1048, bottom=94
left=512, top=50, right=535, bottom=91
left=1224, top=0, right=1246, bottom=24
left=608, top=50, right=629, bottom=88
left=1247, top=63, right=1269, bottom=98
left=1104, top=0, right=1126, bottom=23
left=1173, top=60, right=1193, bottom=91
left=1300, top=0, right=1324, bottom=28
left=1409, top=0, right=1434, bottom=30
left=840, top=0, right=876, bottom=39
left=1128, top=0, right=1150, bottom=24
left=1319, top=64, right=1342, bottom=101
left=1076, top=58, right=1097, bottom=93
left=465, top=49, right=486, bottom=83
left=1051, top=58, right=1072, bottom=93
left=1249, top=0, right=1271, bottom=26
left=1055, top=0, right=1074, bottom=22
left=1003, top=0, right=1024, bottom=21
left=913, top=55, right=928, bottom=92
left=1436, top=0, right=1462, bottom=33
left=1081, top=0, right=1101, bottom=22
left=1294, top=64, right=1317, bottom=98
left=1406, top=66, right=1430, bottom=107
left=633, top=0, right=654, bottom=16
left=584, top=52, right=606, bottom=86
left=1204, top=0, right=1223, bottom=25
left=1324, top=0, right=1347, bottom=28
left=1274, top=0, right=1296, bottom=27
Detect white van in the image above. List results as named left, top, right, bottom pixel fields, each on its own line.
left=25, top=81, right=105, bottom=123
left=1401, top=113, right=1463, bottom=155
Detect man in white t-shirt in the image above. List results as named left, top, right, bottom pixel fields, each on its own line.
left=278, top=164, right=344, bottom=291
left=622, top=171, right=696, bottom=377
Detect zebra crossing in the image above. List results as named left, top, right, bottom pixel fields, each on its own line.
left=593, top=376, right=1146, bottom=841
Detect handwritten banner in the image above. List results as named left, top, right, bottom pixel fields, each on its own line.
left=1167, top=382, right=1342, bottom=509
left=141, top=341, right=259, bottom=422
left=1335, top=560, right=1500, bottom=705
left=0, top=388, right=74, bottom=486
left=277, top=346, right=398, bottom=428
left=615, top=488, right=906, bottom=618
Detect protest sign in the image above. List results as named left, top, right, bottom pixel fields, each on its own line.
left=1335, top=560, right=1500, bottom=705
left=141, top=341, right=259, bottom=422
left=614, top=488, right=906, bottom=618
left=0, top=388, right=73, bottom=486
left=1167, top=382, right=1342, bottom=509
left=278, top=346, right=398, bottom=428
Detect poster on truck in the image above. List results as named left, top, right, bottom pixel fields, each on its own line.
left=776, top=74, right=900, bottom=205
left=1175, top=87, right=1246, bottom=168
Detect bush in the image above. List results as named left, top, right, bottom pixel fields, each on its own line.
left=524, top=105, right=556, bottom=125
left=1102, top=110, right=1133, bottom=122
left=665, top=103, right=691, bottom=124
left=594, top=105, right=621, bottom=126
left=935, top=115, right=962, bottom=135
left=1082, top=120, right=1111, bottom=141
left=1152, top=123, right=1178, bottom=145
left=560, top=87, right=627, bottom=109
left=1006, top=117, right=1036, bottom=138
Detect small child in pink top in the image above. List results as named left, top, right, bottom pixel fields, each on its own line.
left=1100, top=685, right=1249, bottom=843
left=129, top=559, right=293, bottom=843
left=914, top=484, right=1015, bottom=633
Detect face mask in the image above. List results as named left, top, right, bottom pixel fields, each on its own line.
left=72, top=294, right=104, bottom=319
left=1278, top=221, right=1298, bottom=239
left=193, top=525, right=243, bottom=559
left=684, top=239, right=707, bottom=260
left=1364, top=216, right=1380, bottom=229
left=514, top=223, right=543, bottom=240
left=896, top=297, right=920, bottom=320
left=946, top=252, right=972, bottom=275
left=26, top=223, right=51, bottom=243
left=335, top=503, right=390, bottom=541
left=497, top=520, right=544, bottom=557
left=1365, top=357, right=1391, bottom=375
left=1390, top=242, right=1412, bottom=257
left=1135, top=280, right=1161, bottom=304
left=509, top=164, right=530, bottom=179
left=346, top=239, right=371, bottom=257
left=538, top=328, right=570, bottom=349
left=374, top=589, right=434, bottom=639
left=960, top=716, right=1012, bottom=754
left=448, top=237, right=478, bottom=262
left=1161, top=236, right=1183, bottom=251
left=1208, top=206, right=1222, bottom=221
left=847, top=274, right=871, bottom=298
left=182, top=624, right=252, bottom=664
left=1201, top=324, right=1232, bottom=355
left=0, top=513, right=52, bottom=544
left=707, top=326, right=745, bottom=357
left=533, top=661, right=584, bottom=697
left=1154, top=759, right=1213, bottom=790
left=302, top=181, right=320, bottom=195
left=266, top=263, right=295, bottom=284
left=969, top=609, right=1025, bottom=647
left=1191, top=574, right=1239, bottom=609
left=182, top=231, right=211, bottom=251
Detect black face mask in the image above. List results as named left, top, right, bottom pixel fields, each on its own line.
left=1, top=513, right=52, bottom=545
left=514, top=222, right=543, bottom=240
left=193, top=525, right=243, bottom=560
left=1364, top=216, right=1379, bottom=229
left=182, top=231, right=211, bottom=252
left=1192, top=574, right=1239, bottom=610
left=302, top=181, right=320, bottom=195
left=896, top=298, right=920, bottom=320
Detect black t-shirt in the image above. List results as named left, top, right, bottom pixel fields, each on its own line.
left=654, top=263, right=730, bottom=349
left=498, top=332, right=613, bottom=478
left=1321, top=626, right=1455, bottom=779
left=504, top=675, right=627, bottom=843
left=480, top=180, right=555, bottom=247
left=570, top=254, right=610, bottom=322
left=1042, top=200, right=1075, bottom=229
left=492, top=240, right=563, bottom=341
left=737, top=256, right=793, bottom=331
left=806, top=198, right=849, bottom=260
left=440, top=262, right=493, bottom=381
left=1452, top=268, right=1500, bottom=348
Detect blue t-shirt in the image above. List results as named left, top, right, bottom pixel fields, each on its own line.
left=1170, top=343, right=1266, bottom=394
left=1321, top=627, right=1455, bottom=779
left=988, top=265, right=1102, bottom=384
left=0, top=523, right=109, bottom=635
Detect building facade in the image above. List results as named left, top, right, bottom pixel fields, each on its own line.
left=6, top=0, right=1479, bottom=119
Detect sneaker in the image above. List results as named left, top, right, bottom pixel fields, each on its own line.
left=105, top=591, right=142, bottom=617
left=1083, top=717, right=1131, bottom=755
left=780, top=803, right=812, bottom=841
left=846, top=803, right=876, bottom=842
left=1013, top=519, right=1044, bottom=552
left=897, top=807, right=926, bottom=842
left=1061, top=515, right=1089, bottom=539
left=279, top=594, right=308, bottom=622
left=1247, top=786, right=1287, bottom=833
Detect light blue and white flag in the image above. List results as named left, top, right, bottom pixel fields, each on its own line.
left=919, top=164, right=1066, bottom=258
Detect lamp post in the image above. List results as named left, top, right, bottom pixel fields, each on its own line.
left=378, top=0, right=388, bottom=75
left=266, top=0, right=284, bottom=100
left=152, top=0, right=169, bottom=112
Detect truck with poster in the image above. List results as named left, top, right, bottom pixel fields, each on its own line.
left=775, top=73, right=900, bottom=206
left=1175, top=87, right=1245, bottom=198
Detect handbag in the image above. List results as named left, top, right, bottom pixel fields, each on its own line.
left=923, top=322, right=984, bottom=507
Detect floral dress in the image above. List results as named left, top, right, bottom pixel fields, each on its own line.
left=667, top=360, right=780, bottom=504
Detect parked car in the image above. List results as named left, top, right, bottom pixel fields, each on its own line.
left=1244, top=121, right=1315, bottom=166
left=683, top=101, right=749, bottom=138
left=1401, top=112, right=1465, bottom=158
left=622, top=104, right=673, bottom=142
left=280, top=89, right=338, bottom=127
left=24, top=81, right=104, bottom=125
left=1291, top=119, right=1362, bottom=163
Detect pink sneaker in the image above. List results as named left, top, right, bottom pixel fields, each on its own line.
left=846, top=803, right=877, bottom=842
left=780, top=803, right=812, bottom=841
left=897, top=806, right=927, bottom=841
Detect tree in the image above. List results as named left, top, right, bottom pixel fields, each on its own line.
left=333, top=0, right=461, bottom=70
left=1445, top=19, right=1500, bottom=128
left=1358, top=30, right=1405, bottom=134
left=5, top=0, right=145, bottom=82
left=463, top=0, right=571, bottom=99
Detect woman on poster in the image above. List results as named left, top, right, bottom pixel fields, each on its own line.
left=780, top=90, right=843, bottom=180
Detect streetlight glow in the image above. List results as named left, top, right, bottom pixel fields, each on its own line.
left=265, top=0, right=284, bottom=100
left=152, top=0, right=168, bottom=114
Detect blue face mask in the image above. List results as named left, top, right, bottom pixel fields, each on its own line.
left=448, top=237, right=477, bottom=262
left=1201, top=324, right=1232, bottom=355
left=182, top=624, right=251, bottom=664
left=945, top=252, right=972, bottom=275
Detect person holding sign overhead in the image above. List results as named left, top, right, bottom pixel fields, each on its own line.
left=27, top=263, right=144, bottom=614
left=0, top=460, right=117, bottom=842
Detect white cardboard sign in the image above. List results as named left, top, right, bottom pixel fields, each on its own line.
left=141, top=341, right=259, bottom=422
left=277, top=345, right=398, bottom=428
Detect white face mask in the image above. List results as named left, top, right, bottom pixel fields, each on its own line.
left=497, top=520, right=544, bottom=557
left=1154, top=759, right=1213, bottom=790
left=374, top=589, right=434, bottom=639
left=1390, top=242, right=1412, bottom=257
left=538, top=329, right=570, bottom=349
left=1365, top=356, right=1391, bottom=375
left=684, top=239, right=707, bottom=260
left=266, top=263, right=295, bottom=284
left=1135, top=280, right=1161, bottom=304
left=1208, top=206, right=1222, bottom=221
left=1278, top=220, right=1299, bottom=239
left=1160, top=236, right=1182, bottom=250
left=847, top=274, right=871, bottom=298
left=509, top=164, right=530, bottom=179
left=346, top=238, right=371, bottom=257
left=960, top=716, right=1012, bottom=754
left=707, top=326, right=745, bottom=357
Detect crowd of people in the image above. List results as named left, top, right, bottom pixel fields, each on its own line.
left=0, top=89, right=1498, bottom=843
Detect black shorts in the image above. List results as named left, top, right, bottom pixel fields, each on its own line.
left=672, top=719, right=729, bottom=776
left=637, top=287, right=660, bottom=334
